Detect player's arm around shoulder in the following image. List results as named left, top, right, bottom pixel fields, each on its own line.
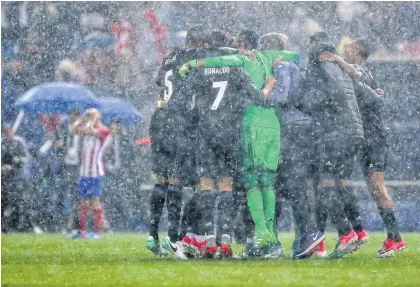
left=178, top=54, right=244, bottom=79
left=263, top=50, right=301, bottom=64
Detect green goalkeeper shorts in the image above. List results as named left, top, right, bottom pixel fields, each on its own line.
left=242, top=105, right=281, bottom=172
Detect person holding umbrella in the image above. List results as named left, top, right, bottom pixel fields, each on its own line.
left=68, top=108, right=112, bottom=239
left=97, top=97, right=142, bottom=232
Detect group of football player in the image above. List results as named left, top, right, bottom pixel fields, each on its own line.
left=146, top=25, right=407, bottom=260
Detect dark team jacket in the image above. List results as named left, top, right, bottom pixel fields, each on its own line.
left=297, top=42, right=364, bottom=144
left=170, top=66, right=263, bottom=134
left=151, top=47, right=238, bottom=138
left=353, top=64, right=388, bottom=145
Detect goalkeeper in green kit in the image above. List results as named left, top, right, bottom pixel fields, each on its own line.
left=178, top=43, right=300, bottom=255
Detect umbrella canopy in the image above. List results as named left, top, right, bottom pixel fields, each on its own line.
left=98, top=97, right=142, bottom=127
left=14, top=82, right=100, bottom=114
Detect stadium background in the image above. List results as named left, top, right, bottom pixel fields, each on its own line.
left=2, top=2, right=420, bottom=233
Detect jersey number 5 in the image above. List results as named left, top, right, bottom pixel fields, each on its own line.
left=210, top=81, right=228, bottom=110
left=164, top=70, right=173, bottom=101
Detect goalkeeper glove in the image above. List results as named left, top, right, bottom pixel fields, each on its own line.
left=178, top=60, right=199, bottom=79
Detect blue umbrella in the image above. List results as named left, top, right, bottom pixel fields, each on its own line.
left=98, top=97, right=142, bottom=127
left=14, top=82, right=101, bottom=113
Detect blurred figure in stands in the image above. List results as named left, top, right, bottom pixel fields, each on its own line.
left=1, top=124, right=30, bottom=232
left=103, top=122, right=137, bottom=231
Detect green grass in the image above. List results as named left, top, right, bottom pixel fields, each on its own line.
left=2, top=232, right=420, bottom=287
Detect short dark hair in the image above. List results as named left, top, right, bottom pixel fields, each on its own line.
left=259, top=33, right=285, bottom=51
left=309, top=31, right=330, bottom=45
left=354, top=38, right=371, bottom=60
left=186, top=25, right=209, bottom=48
left=209, top=30, right=229, bottom=48
left=236, top=30, right=259, bottom=50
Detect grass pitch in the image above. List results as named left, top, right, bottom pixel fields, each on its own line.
left=2, top=232, right=420, bottom=287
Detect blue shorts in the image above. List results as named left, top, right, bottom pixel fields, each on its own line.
left=77, top=177, right=103, bottom=198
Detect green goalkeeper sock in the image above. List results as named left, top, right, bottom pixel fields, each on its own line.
left=262, top=189, right=276, bottom=234
left=247, top=187, right=268, bottom=236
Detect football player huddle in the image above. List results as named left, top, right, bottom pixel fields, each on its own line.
left=146, top=26, right=406, bottom=260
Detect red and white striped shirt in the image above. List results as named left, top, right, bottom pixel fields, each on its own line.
left=80, top=126, right=112, bottom=178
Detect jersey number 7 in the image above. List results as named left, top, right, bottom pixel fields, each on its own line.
left=210, top=81, right=228, bottom=110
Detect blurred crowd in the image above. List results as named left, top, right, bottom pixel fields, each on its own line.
left=1, top=2, right=420, bottom=233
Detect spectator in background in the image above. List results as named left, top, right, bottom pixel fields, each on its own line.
left=1, top=124, right=30, bottom=233
left=56, top=59, right=77, bottom=82
left=59, top=110, right=83, bottom=233
left=144, top=8, right=168, bottom=68
left=103, top=122, right=138, bottom=231
left=77, top=11, right=116, bottom=95
left=54, top=61, right=81, bottom=232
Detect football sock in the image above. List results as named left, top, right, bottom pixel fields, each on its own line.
left=149, top=184, right=167, bottom=240
left=273, top=194, right=282, bottom=243
left=262, top=188, right=276, bottom=234
left=78, top=202, right=90, bottom=233
left=272, top=217, right=280, bottom=243
left=198, top=190, right=217, bottom=236
left=341, top=185, right=364, bottom=233
left=93, top=207, right=104, bottom=233
left=379, top=207, right=402, bottom=241
left=244, top=207, right=255, bottom=240
left=289, top=181, right=317, bottom=236
left=167, top=184, right=183, bottom=242
left=247, top=187, right=268, bottom=236
left=216, top=192, right=234, bottom=244
left=180, top=192, right=199, bottom=238
left=315, top=187, right=330, bottom=234
left=328, top=186, right=352, bottom=236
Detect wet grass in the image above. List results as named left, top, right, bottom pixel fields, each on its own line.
left=2, top=232, right=420, bottom=286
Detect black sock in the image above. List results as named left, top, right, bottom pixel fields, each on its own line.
left=216, top=192, right=234, bottom=245
left=274, top=193, right=282, bottom=242
left=341, top=185, right=364, bottom=233
left=149, top=184, right=167, bottom=240
left=379, top=207, right=401, bottom=241
left=328, top=186, right=352, bottom=236
left=197, top=190, right=216, bottom=236
left=244, top=205, right=255, bottom=240
left=289, top=183, right=317, bottom=237
left=315, top=187, right=329, bottom=234
left=167, top=184, right=183, bottom=242
left=180, top=192, right=200, bottom=238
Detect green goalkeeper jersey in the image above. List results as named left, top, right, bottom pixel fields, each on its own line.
left=200, top=50, right=300, bottom=89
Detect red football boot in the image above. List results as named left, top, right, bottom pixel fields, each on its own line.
left=357, top=229, right=369, bottom=245
left=377, top=238, right=407, bottom=258
left=330, top=229, right=358, bottom=258
left=314, top=241, right=328, bottom=258
left=202, top=235, right=219, bottom=259
left=180, top=234, right=205, bottom=258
